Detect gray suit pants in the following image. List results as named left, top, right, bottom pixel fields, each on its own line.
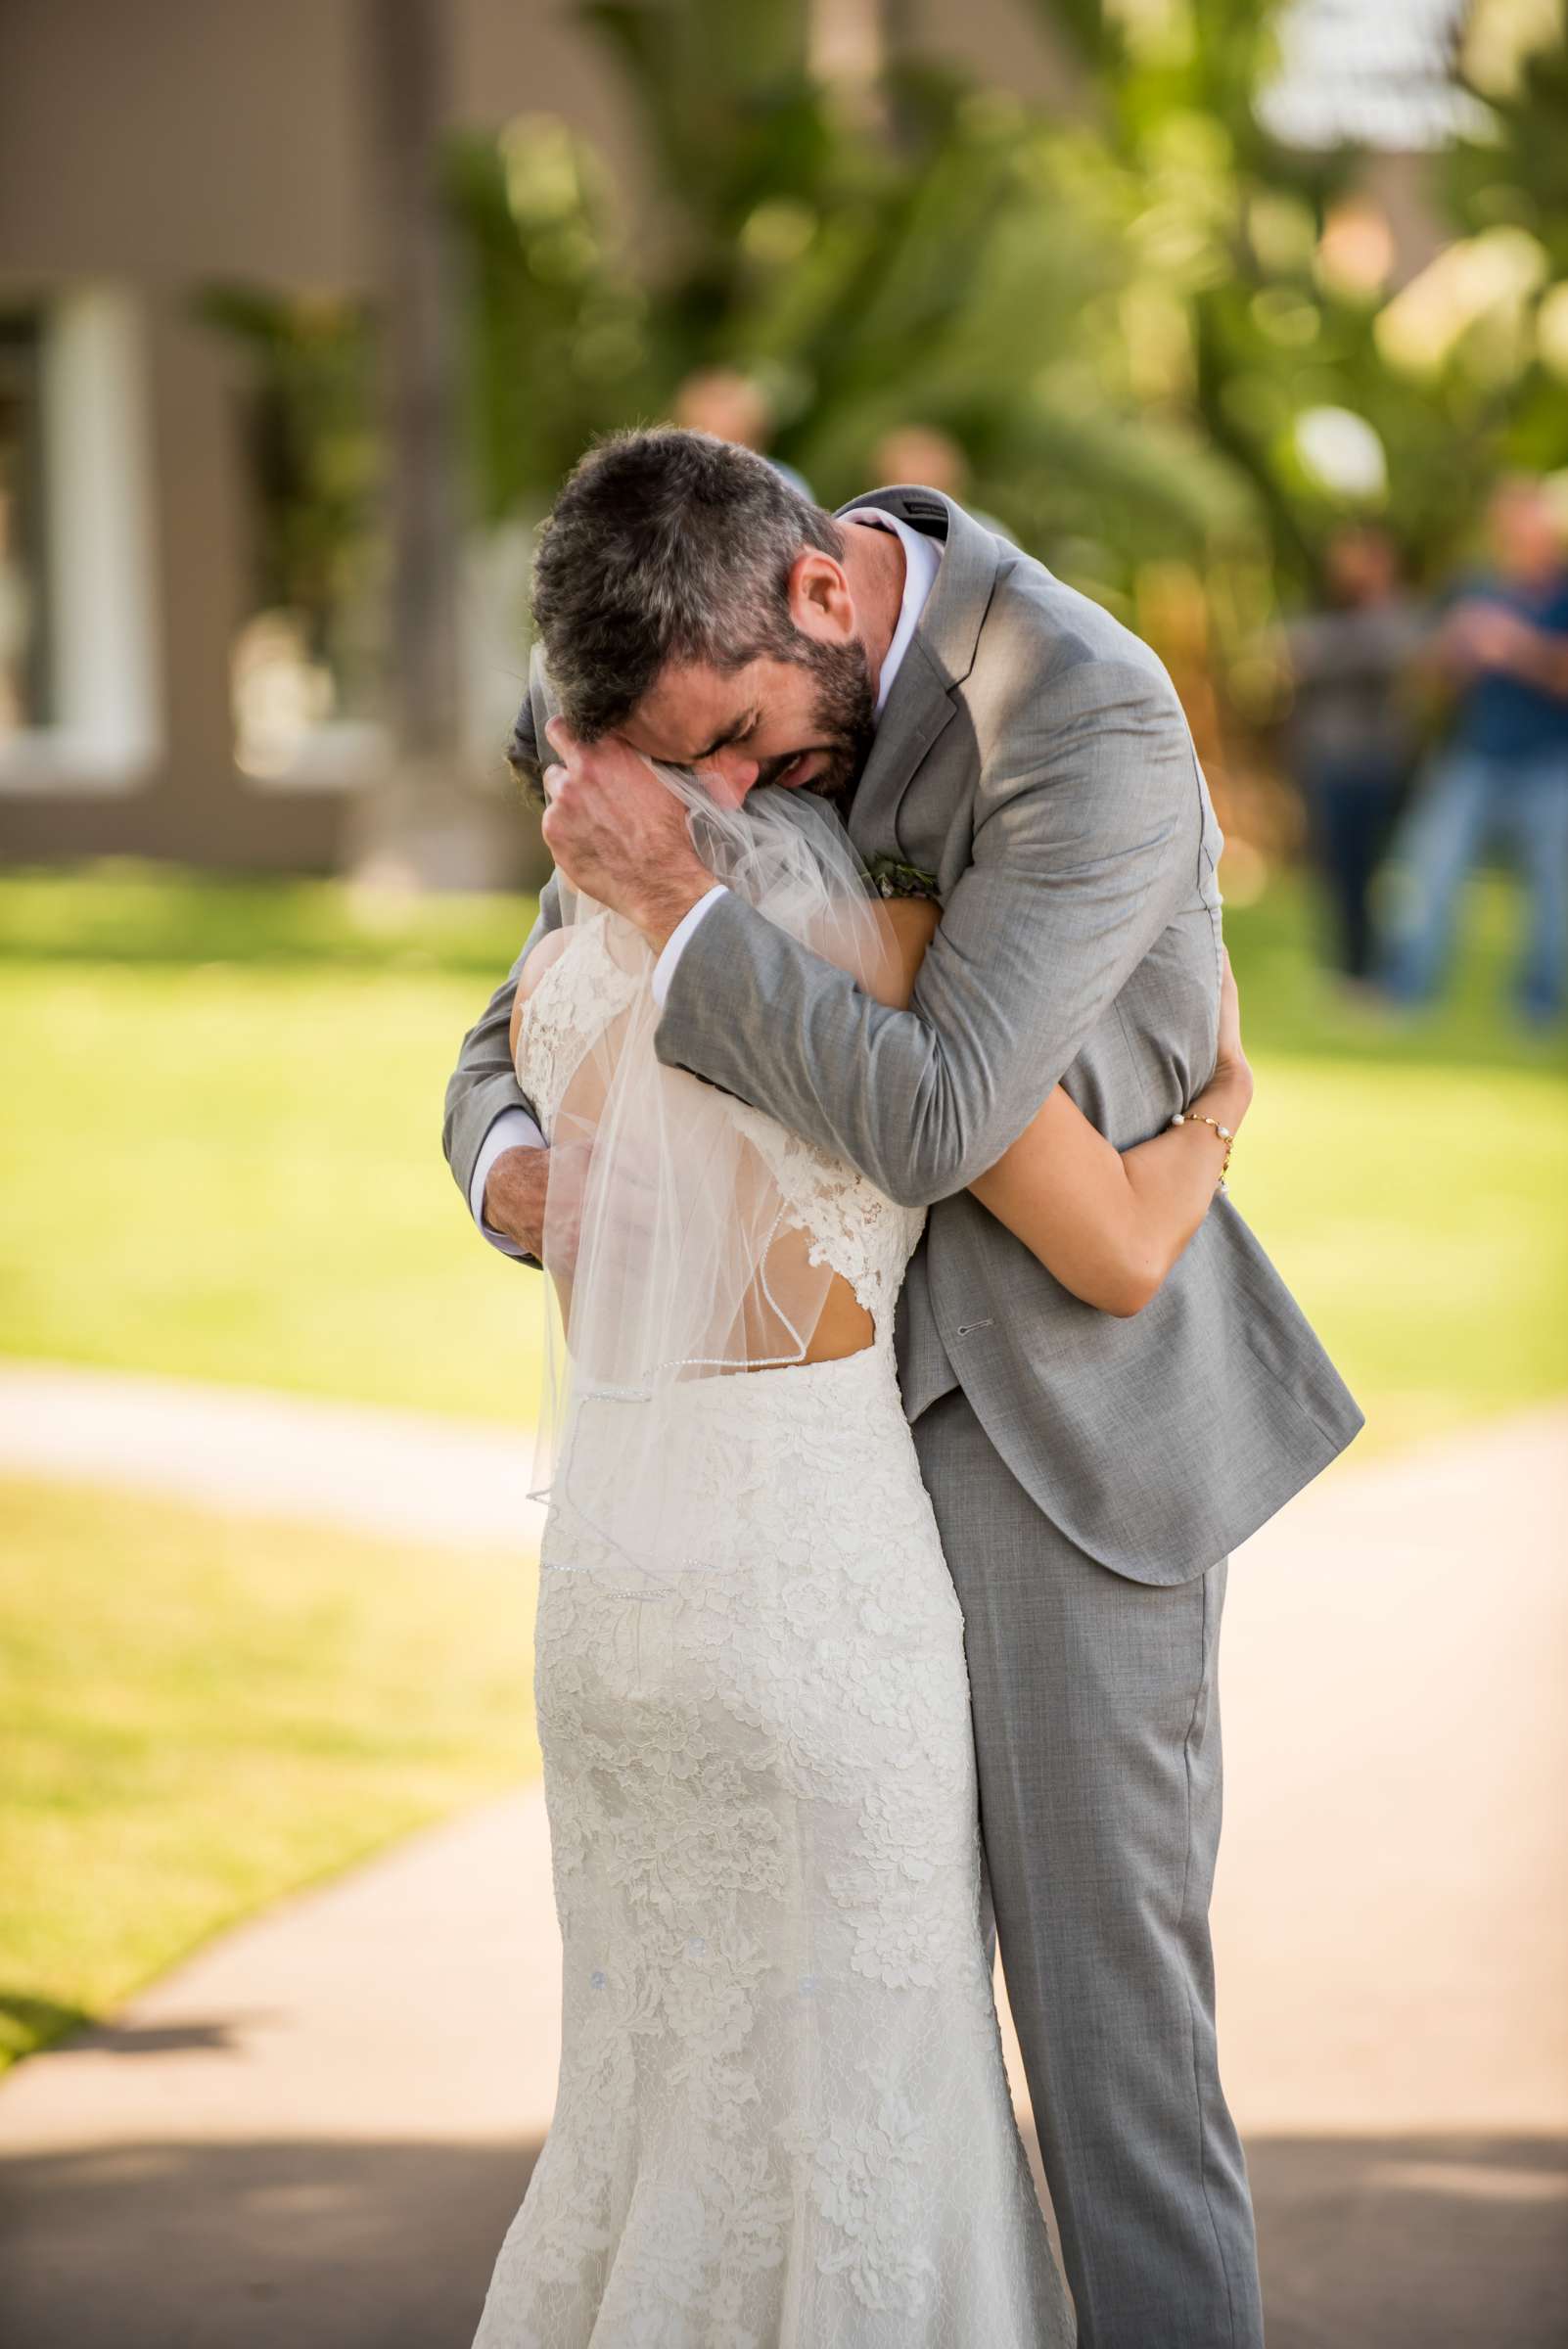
left=912, top=1386, right=1266, bottom=2349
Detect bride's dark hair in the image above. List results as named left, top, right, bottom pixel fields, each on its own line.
left=505, top=700, right=547, bottom=808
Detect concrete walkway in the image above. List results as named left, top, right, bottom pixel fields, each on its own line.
left=1, top=1368, right=1565, bottom=2346
left=0, top=1360, right=547, bottom=1550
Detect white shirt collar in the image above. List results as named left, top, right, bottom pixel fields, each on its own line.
left=846, top=507, right=942, bottom=719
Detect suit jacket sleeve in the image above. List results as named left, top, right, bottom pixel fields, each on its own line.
left=440, top=689, right=565, bottom=1215
left=440, top=873, right=563, bottom=1206
left=654, top=656, right=1207, bottom=1211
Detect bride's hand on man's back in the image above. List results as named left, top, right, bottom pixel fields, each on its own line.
left=1213, top=949, right=1253, bottom=1113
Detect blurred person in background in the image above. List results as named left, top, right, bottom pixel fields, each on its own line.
left=1381, top=475, right=1568, bottom=1026
left=671, top=364, right=814, bottom=500
left=1281, top=524, right=1423, bottom=993
left=870, top=421, right=1014, bottom=542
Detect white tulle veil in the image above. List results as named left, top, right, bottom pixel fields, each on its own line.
left=526, top=656, right=893, bottom=1586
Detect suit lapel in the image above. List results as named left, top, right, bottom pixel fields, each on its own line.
left=846, top=634, right=955, bottom=855
left=836, top=486, right=1000, bottom=859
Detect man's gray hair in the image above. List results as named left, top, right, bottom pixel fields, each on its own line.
left=525, top=427, right=845, bottom=744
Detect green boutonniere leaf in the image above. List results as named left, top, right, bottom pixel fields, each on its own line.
left=865, top=854, right=941, bottom=902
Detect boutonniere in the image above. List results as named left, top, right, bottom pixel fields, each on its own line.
left=865, top=853, right=942, bottom=902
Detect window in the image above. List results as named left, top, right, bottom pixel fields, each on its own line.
left=206, top=289, right=390, bottom=786
left=0, top=314, right=53, bottom=738
left=0, top=287, right=162, bottom=793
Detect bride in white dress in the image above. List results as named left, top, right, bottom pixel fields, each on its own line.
left=471, top=760, right=1252, bottom=2349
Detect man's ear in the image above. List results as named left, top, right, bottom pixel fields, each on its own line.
left=788, top=547, right=854, bottom=644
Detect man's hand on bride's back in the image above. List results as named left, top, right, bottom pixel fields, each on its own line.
left=483, top=1144, right=554, bottom=1262
left=483, top=1130, right=660, bottom=1272
left=540, top=719, right=715, bottom=950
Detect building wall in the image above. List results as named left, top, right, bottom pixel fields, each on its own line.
left=0, top=0, right=637, bottom=874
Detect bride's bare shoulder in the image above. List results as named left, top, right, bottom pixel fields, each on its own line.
left=510, top=928, right=572, bottom=1054
left=518, top=927, right=571, bottom=1000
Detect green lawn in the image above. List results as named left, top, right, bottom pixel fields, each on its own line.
left=0, top=1473, right=536, bottom=2072
left=0, top=866, right=546, bottom=1425
left=2, top=860, right=1564, bottom=1450
left=1221, top=877, right=1568, bottom=1454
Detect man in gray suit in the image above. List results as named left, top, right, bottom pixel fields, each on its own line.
left=444, top=430, right=1362, bottom=2346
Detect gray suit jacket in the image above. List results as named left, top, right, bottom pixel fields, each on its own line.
left=443, top=486, right=1362, bottom=1584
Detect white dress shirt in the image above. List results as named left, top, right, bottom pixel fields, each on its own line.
left=473, top=506, right=942, bottom=1254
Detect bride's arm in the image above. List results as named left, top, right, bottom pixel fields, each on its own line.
left=876, top=901, right=1253, bottom=1317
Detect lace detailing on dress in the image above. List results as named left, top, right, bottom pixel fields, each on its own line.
left=729, top=1106, right=919, bottom=1330
left=513, top=913, right=644, bottom=1137
left=515, top=914, right=924, bottom=1336
left=473, top=1348, right=1072, bottom=2348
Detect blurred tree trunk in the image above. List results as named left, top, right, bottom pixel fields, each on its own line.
left=347, top=0, right=499, bottom=892
left=808, top=0, right=908, bottom=133
left=1358, top=149, right=1450, bottom=289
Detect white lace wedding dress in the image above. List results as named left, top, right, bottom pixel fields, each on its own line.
left=472, top=912, right=1073, bottom=2348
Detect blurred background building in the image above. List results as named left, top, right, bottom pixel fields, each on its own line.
left=0, top=0, right=623, bottom=878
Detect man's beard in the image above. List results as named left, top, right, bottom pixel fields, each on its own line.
left=773, top=637, right=877, bottom=802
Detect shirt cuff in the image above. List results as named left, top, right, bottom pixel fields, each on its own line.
left=470, top=1106, right=546, bottom=1258
left=651, top=886, right=730, bottom=1008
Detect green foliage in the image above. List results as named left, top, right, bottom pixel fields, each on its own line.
left=192, top=4, right=1568, bottom=731
left=1440, top=31, right=1568, bottom=486
left=458, top=7, right=1261, bottom=579
left=190, top=285, right=383, bottom=670
left=443, top=115, right=648, bottom=522
left=438, top=0, right=1568, bottom=629
left=186, top=7, right=1568, bottom=817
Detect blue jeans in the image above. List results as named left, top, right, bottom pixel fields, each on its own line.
left=1303, top=760, right=1406, bottom=980
left=1381, top=748, right=1568, bottom=1021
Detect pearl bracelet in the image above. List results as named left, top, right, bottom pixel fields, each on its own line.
left=1170, top=1109, right=1233, bottom=1190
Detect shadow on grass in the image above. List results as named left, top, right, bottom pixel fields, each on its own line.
left=0, top=1994, right=247, bottom=2065
left=0, top=1994, right=94, bottom=2069
left=0, top=2126, right=1562, bottom=2349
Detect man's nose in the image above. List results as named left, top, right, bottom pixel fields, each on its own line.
left=710, top=749, right=761, bottom=795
